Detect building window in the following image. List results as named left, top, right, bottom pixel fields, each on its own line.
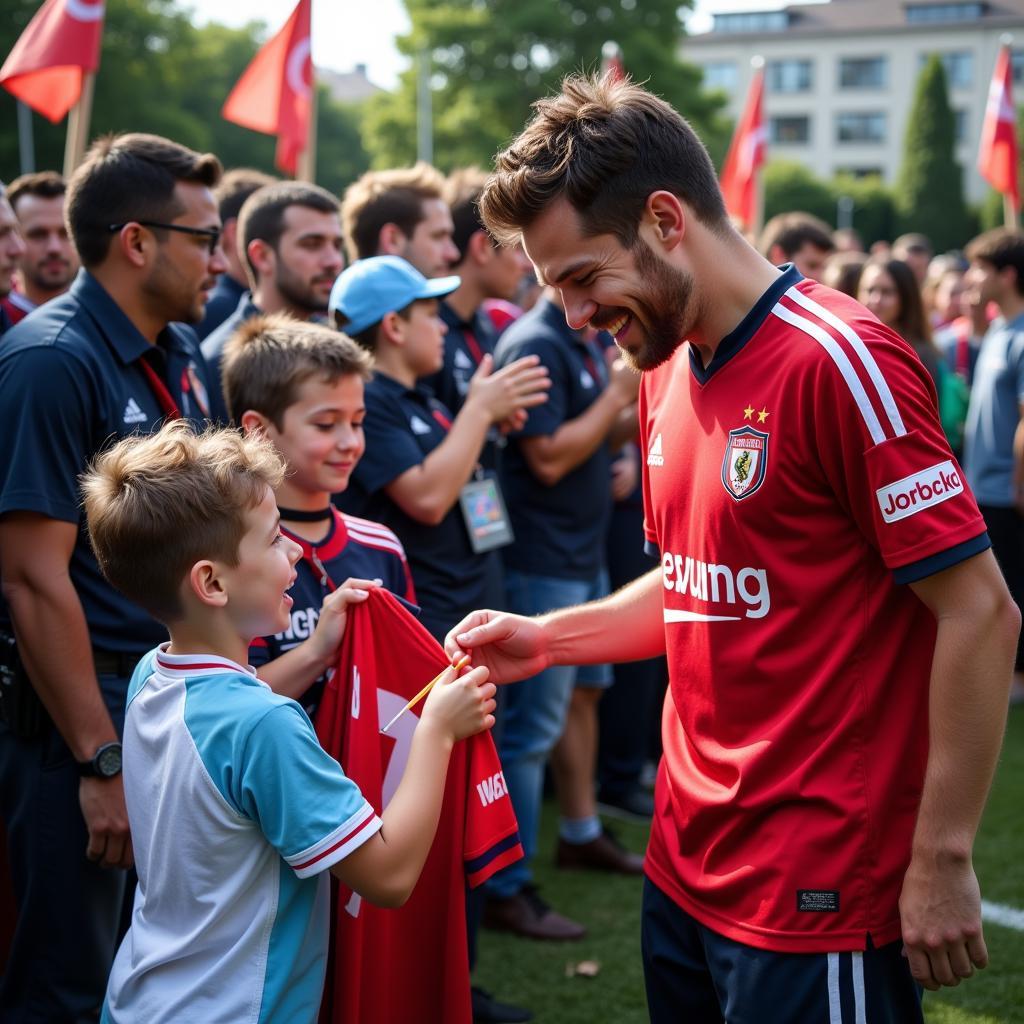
left=839, top=57, right=887, bottom=89
left=1013, top=51, right=1024, bottom=86
left=770, top=115, right=811, bottom=144
left=702, top=61, right=738, bottom=95
left=906, top=3, right=983, bottom=23
left=767, top=59, right=813, bottom=93
left=919, top=51, right=972, bottom=89
left=712, top=11, right=788, bottom=33
left=836, top=112, right=886, bottom=143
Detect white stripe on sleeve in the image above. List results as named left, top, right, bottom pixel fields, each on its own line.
left=771, top=301, right=887, bottom=445
left=784, top=287, right=907, bottom=438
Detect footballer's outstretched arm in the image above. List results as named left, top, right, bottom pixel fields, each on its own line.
left=445, top=565, right=666, bottom=684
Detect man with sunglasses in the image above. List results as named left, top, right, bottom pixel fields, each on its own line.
left=0, top=132, right=223, bottom=1023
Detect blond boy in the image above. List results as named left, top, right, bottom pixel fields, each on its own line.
left=83, top=422, right=495, bottom=1024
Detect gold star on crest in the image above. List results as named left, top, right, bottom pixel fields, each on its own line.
left=743, top=405, right=754, bottom=420
left=757, top=408, right=769, bottom=424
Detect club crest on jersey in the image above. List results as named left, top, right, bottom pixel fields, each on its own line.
left=721, top=426, right=769, bottom=501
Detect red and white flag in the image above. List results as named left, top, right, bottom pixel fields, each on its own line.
left=719, top=65, right=766, bottom=231
left=222, top=0, right=313, bottom=176
left=601, top=41, right=625, bottom=83
left=978, top=43, right=1019, bottom=213
left=0, top=0, right=105, bottom=123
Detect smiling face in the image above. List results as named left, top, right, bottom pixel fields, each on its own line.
left=522, top=198, right=696, bottom=372
left=218, top=485, right=302, bottom=639
left=266, top=372, right=366, bottom=507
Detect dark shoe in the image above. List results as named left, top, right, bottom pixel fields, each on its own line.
left=471, top=986, right=533, bottom=1023
left=483, top=885, right=587, bottom=940
left=597, top=786, right=656, bottom=823
left=556, top=827, right=645, bottom=875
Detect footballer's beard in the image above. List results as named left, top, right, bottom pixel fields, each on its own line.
left=615, top=241, right=698, bottom=373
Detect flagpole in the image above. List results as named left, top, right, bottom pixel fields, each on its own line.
left=63, top=70, right=95, bottom=178
left=1004, top=194, right=1017, bottom=230
left=297, top=73, right=318, bottom=182
left=16, top=102, right=35, bottom=174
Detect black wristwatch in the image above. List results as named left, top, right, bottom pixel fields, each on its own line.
left=77, top=741, right=123, bottom=779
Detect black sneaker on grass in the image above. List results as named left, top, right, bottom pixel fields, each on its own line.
left=471, top=986, right=533, bottom=1023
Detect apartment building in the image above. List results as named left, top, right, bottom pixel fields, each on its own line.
left=683, top=0, right=1024, bottom=201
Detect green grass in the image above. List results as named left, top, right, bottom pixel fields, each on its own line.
left=474, top=707, right=1024, bottom=1023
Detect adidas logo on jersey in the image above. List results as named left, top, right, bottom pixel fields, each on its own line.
left=647, top=433, right=664, bottom=467
left=476, top=770, right=509, bottom=808
left=122, top=398, right=147, bottom=424
left=410, top=415, right=432, bottom=435
left=454, top=349, right=473, bottom=370
left=580, top=368, right=594, bottom=388
left=875, top=460, right=963, bottom=523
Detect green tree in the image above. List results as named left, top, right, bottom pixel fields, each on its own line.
left=0, top=0, right=369, bottom=195
left=763, top=160, right=834, bottom=226
left=362, top=0, right=726, bottom=171
left=832, top=174, right=896, bottom=247
left=894, top=55, right=972, bottom=251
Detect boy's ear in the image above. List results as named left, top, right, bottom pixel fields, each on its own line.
left=467, top=229, right=492, bottom=266
left=379, top=310, right=406, bottom=347
left=377, top=222, right=408, bottom=257
left=240, top=409, right=272, bottom=436
left=187, top=560, right=229, bottom=610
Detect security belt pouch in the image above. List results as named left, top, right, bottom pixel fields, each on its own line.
left=0, top=631, right=47, bottom=739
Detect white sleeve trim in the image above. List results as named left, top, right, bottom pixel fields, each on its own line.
left=286, top=800, right=383, bottom=879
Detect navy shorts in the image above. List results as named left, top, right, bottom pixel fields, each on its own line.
left=641, top=878, right=924, bottom=1024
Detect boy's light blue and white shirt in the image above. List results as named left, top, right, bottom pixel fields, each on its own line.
left=102, top=646, right=382, bottom=1024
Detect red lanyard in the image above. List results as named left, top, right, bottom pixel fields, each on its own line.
left=431, top=407, right=452, bottom=432
left=581, top=347, right=601, bottom=385
left=138, top=356, right=181, bottom=419
left=462, top=327, right=485, bottom=366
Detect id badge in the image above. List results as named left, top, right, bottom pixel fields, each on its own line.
left=459, top=476, right=514, bottom=553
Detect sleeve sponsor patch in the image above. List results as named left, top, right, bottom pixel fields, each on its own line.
left=875, top=460, right=963, bottom=523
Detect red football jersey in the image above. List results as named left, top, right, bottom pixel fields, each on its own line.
left=639, top=268, right=988, bottom=953
left=315, top=589, right=523, bottom=1024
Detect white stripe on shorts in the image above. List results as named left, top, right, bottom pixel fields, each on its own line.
left=852, top=951, right=867, bottom=1024
left=827, top=952, right=842, bottom=1024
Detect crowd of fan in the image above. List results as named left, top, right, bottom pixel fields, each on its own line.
left=0, top=134, right=1022, bottom=1024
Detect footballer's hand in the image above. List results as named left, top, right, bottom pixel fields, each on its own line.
left=80, top=775, right=133, bottom=870
left=421, top=663, right=496, bottom=741
left=444, top=610, right=551, bottom=684
left=900, top=853, right=988, bottom=990
left=308, top=578, right=381, bottom=668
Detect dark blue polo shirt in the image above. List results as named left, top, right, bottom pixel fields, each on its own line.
left=200, top=291, right=261, bottom=420
left=494, top=297, right=612, bottom=580
left=195, top=271, right=247, bottom=340
left=421, top=301, right=500, bottom=415
left=337, top=371, right=490, bottom=638
left=0, top=270, right=216, bottom=677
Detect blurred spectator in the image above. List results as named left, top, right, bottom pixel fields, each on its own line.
left=832, top=226, right=864, bottom=253
left=822, top=250, right=867, bottom=297
left=195, top=167, right=276, bottom=339
left=7, top=171, right=78, bottom=312
left=758, top=211, right=834, bottom=282
left=331, top=256, right=548, bottom=642
left=342, top=163, right=459, bottom=277
left=201, top=181, right=343, bottom=410
left=0, top=131, right=222, bottom=1023
left=858, top=256, right=941, bottom=387
left=962, top=228, right=1024, bottom=702
left=0, top=183, right=26, bottom=336
left=892, top=232, right=933, bottom=284
left=422, top=168, right=534, bottom=416
left=923, top=252, right=968, bottom=330
left=482, top=289, right=641, bottom=944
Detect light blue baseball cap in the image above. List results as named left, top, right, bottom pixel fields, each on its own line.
left=328, top=256, right=461, bottom=335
